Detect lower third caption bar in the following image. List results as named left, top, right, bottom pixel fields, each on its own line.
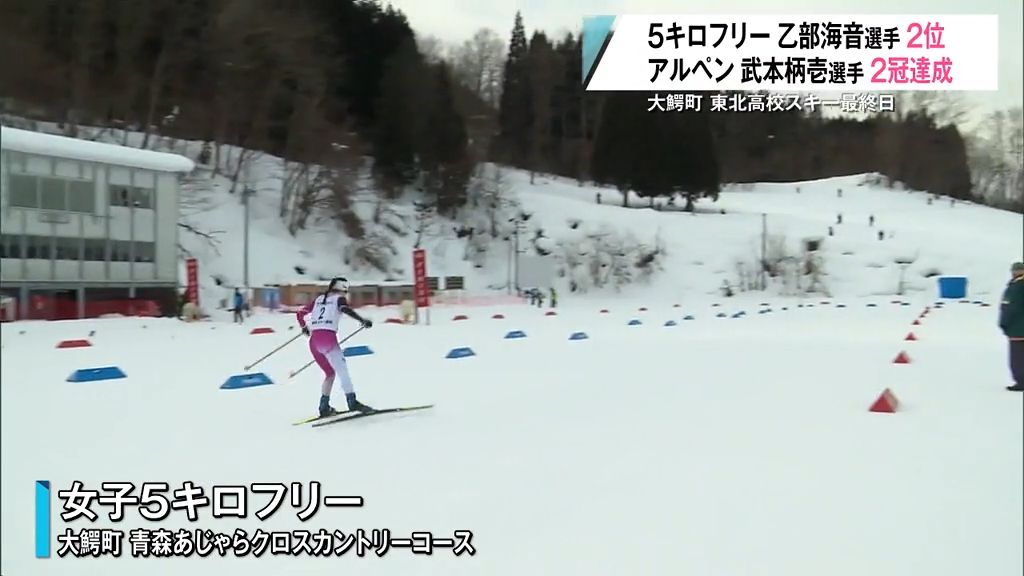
left=55, top=528, right=476, bottom=558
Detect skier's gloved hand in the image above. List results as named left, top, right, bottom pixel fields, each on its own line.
left=361, top=318, right=373, bottom=329
left=301, top=326, right=310, bottom=336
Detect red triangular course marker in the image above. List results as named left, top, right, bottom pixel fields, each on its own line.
left=869, top=388, right=900, bottom=413
left=893, top=351, right=911, bottom=364
left=545, top=311, right=557, bottom=316
left=491, top=314, right=505, bottom=319
left=912, top=319, right=921, bottom=326
left=904, top=333, right=917, bottom=341
left=599, top=309, right=610, bottom=314
left=250, top=327, right=274, bottom=335
left=57, top=339, right=92, bottom=349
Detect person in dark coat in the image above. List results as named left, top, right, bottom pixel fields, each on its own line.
left=999, top=262, right=1024, bottom=391
left=233, top=289, right=245, bottom=324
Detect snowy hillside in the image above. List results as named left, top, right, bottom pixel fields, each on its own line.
left=6, top=120, right=1023, bottom=308
left=175, top=146, right=1024, bottom=308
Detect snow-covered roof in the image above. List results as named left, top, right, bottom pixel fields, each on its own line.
left=0, top=126, right=195, bottom=173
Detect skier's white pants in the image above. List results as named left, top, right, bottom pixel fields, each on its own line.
left=321, top=346, right=354, bottom=397
left=310, top=330, right=355, bottom=397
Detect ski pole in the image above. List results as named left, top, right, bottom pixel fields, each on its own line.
left=288, top=325, right=365, bottom=379
left=244, top=331, right=304, bottom=371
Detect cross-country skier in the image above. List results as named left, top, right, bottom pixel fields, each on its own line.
left=296, top=277, right=374, bottom=416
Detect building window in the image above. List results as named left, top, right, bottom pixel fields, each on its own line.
left=8, top=174, right=38, bottom=208
left=0, top=234, right=21, bottom=259
left=110, top=185, right=130, bottom=207
left=110, top=240, right=131, bottom=262
left=40, top=177, right=67, bottom=210
left=84, top=239, right=106, bottom=262
left=133, top=241, right=155, bottom=263
left=54, top=237, right=82, bottom=261
left=109, top=185, right=154, bottom=209
left=7, top=175, right=94, bottom=213
left=67, top=180, right=95, bottom=213
left=133, top=187, right=154, bottom=209
left=25, top=235, right=51, bottom=260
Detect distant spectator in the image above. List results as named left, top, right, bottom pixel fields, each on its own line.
left=549, top=287, right=558, bottom=308
left=869, top=215, right=875, bottom=227
left=233, top=289, right=244, bottom=323
left=878, top=230, right=884, bottom=241
left=999, top=262, right=1024, bottom=392
left=836, top=213, right=843, bottom=224
left=828, top=226, right=834, bottom=237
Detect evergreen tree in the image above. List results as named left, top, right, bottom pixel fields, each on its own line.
left=526, top=31, right=555, bottom=180
left=592, top=92, right=720, bottom=209
left=495, top=11, right=531, bottom=166
left=420, top=63, right=470, bottom=215
left=373, top=37, right=428, bottom=192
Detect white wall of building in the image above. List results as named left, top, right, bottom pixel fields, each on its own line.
left=0, top=147, right=181, bottom=286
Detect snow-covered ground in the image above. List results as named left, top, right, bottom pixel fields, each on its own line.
left=2, top=122, right=1022, bottom=574
left=2, top=295, right=1022, bottom=575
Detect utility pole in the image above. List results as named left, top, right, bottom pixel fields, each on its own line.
left=506, top=235, right=513, bottom=295
left=513, top=221, right=520, bottom=292
left=508, top=215, right=523, bottom=293
left=243, top=186, right=253, bottom=292
left=760, top=213, right=767, bottom=290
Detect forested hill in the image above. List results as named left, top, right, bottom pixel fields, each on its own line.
left=1, top=1, right=1017, bottom=213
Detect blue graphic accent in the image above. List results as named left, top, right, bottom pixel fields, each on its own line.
left=36, top=480, right=50, bottom=558
left=582, top=16, right=616, bottom=81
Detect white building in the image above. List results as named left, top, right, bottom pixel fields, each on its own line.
left=0, top=126, right=195, bottom=320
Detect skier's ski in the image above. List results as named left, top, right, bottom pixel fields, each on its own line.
left=292, top=410, right=354, bottom=426
left=310, top=404, right=434, bottom=428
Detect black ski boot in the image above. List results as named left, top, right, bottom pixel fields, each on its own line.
left=346, top=392, right=374, bottom=413
left=319, top=395, right=338, bottom=417
left=1008, top=383, right=1024, bottom=392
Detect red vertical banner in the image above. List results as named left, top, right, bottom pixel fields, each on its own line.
left=413, top=248, right=429, bottom=308
left=186, top=257, right=199, bottom=305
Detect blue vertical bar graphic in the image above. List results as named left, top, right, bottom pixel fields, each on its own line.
left=35, top=480, right=50, bottom=558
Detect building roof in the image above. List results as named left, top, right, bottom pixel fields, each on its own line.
left=0, top=126, right=195, bottom=173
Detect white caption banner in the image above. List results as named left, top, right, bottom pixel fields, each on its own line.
left=585, top=14, right=998, bottom=91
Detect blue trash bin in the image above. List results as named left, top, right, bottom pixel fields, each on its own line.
left=938, top=276, right=967, bottom=299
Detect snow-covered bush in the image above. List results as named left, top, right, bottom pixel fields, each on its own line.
left=344, top=229, right=398, bottom=274
left=556, top=225, right=666, bottom=293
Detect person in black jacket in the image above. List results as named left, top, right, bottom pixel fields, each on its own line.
left=999, top=262, right=1024, bottom=391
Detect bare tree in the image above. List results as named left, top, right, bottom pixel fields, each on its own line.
left=968, top=107, right=1024, bottom=207
left=451, top=28, right=505, bottom=108
left=899, top=91, right=969, bottom=128
left=468, top=164, right=512, bottom=237
left=413, top=200, right=438, bottom=248
left=416, top=34, right=447, bottom=65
